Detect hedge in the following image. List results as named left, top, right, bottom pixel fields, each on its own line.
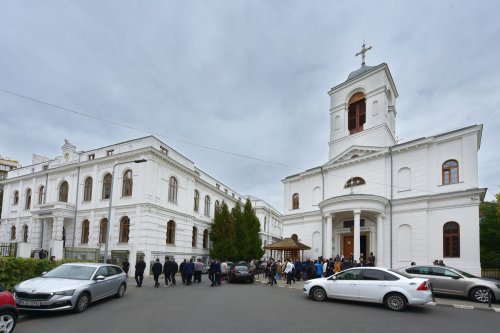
left=0, top=257, right=94, bottom=290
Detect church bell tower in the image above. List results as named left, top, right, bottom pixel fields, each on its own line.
left=328, top=44, right=399, bottom=160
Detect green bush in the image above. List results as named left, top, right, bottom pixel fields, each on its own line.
left=0, top=257, right=92, bottom=290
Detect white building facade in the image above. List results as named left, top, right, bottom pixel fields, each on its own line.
left=282, top=62, right=485, bottom=275
left=0, top=136, right=276, bottom=275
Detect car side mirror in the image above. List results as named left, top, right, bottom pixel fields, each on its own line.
left=329, top=275, right=337, bottom=281
left=451, top=275, right=461, bottom=280
left=41, top=272, right=47, bottom=276
left=95, top=275, right=106, bottom=281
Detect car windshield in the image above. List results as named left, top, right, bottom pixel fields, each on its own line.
left=43, top=265, right=97, bottom=280
left=452, top=268, right=476, bottom=278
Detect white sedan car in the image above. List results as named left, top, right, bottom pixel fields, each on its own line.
left=303, top=267, right=432, bottom=311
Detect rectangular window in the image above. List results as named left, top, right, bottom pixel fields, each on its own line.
left=160, top=147, right=168, bottom=155
left=106, top=150, right=114, bottom=156
left=216, top=184, right=220, bottom=189
left=88, top=154, right=95, bottom=160
left=43, top=165, right=48, bottom=170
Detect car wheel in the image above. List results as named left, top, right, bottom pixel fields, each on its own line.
left=470, top=287, right=493, bottom=303
left=311, top=287, right=327, bottom=302
left=249, top=278, right=254, bottom=283
left=384, top=292, right=408, bottom=311
left=74, top=292, right=90, bottom=313
left=0, top=310, right=17, bottom=333
left=115, top=283, right=126, bottom=298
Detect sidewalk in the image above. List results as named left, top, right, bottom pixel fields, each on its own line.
left=254, top=275, right=500, bottom=312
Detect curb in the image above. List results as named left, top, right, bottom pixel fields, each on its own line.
left=257, top=280, right=500, bottom=313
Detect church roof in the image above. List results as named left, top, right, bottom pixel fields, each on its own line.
left=347, top=64, right=375, bottom=80
left=263, top=238, right=311, bottom=250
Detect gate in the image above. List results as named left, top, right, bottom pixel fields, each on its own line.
left=0, top=243, right=17, bottom=257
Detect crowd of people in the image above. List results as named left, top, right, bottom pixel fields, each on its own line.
left=260, top=252, right=377, bottom=284
left=126, top=257, right=229, bottom=288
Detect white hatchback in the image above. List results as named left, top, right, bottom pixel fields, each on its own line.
left=303, top=267, right=432, bottom=311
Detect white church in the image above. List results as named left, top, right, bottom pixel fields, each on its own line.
left=282, top=48, right=485, bottom=275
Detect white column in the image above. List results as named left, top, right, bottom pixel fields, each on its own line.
left=353, top=210, right=361, bottom=263
left=325, top=214, right=333, bottom=259
left=376, top=214, right=383, bottom=267
left=52, top=217, right=64, bottom=240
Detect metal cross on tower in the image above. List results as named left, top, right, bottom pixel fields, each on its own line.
left=355, top=43, right=372, bottom=66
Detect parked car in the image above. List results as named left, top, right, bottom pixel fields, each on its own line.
left=227, top=262, right=255, bottom=283
left=0, top=283, right=18, bottom=333
left=13, top=263, right=127, bottom=313
left=398, top=265, right=500, bottom=303
left=303, top=267, right=432, bottom=311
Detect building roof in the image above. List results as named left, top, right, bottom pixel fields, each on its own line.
left=347, top=64, right=375, bottom=80
left=263, top=238, right=311, bottom=250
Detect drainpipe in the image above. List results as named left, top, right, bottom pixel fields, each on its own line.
left=389, top=146, right=393, bottom=269
left=321, top=166, right=325, bottom=259
left=40, top=173, right=49, bottom=249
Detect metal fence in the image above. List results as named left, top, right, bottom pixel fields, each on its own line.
left=0, top=243, right=17, bottom=257
left=63, top=247, right=100, bottom=262
left=481, top=268, right=500, bottom=281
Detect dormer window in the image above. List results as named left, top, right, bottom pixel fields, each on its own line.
left=348, top=92, right=366, bottom=135
left=106, top=149, right=114, bottom=156
left=88, top=154, right=95, bottom=160
left=344, top=177, right=366, bottom=188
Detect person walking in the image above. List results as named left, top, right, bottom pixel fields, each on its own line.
left=194, top=259, right=203, bottom=283
left=180, top=259, right=187, bottom=284
left=294, top=259, right=302, bottom=281
left=152, top=258, right=163, bottom=288
left=268, top=259, right=278, bottom=286
left=135, top=257, right=146, bottom=287
left=284, top=259, right=294, bottom=285
left=209, top=259, right=216, bottom=286
left=215, top=259, right=222, bottom=286
left=184, top=259, right=195, bottom=285
left=163, top=256, right=172, bottom=286
left=122, top=259, right=130, bottom=277
left=170, top=258, right=178, bottom=286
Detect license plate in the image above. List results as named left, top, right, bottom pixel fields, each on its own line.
left=18, top=300, right=41, bottom=307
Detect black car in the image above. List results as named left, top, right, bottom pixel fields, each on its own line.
left=227, top=262, right=254, bottom=283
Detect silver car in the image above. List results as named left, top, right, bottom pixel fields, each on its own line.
left=13, top=263, right=127, bottom=313
left=398, top=265, right=500, bottom=303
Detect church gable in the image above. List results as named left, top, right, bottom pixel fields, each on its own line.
left=325, top=145, right=386, bottom=167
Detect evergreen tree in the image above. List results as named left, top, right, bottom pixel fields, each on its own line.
left=232, top=201, right=249, bottom=260
left=209, top=202, right=237, bottom=260
left=480, top=193, right=500, bottom=268
left=243, top=199, right=264, bottom=260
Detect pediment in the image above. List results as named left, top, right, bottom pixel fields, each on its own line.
left=325, top=146, right=386, bottom=166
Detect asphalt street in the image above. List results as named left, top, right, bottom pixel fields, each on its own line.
left=14, top=276, right=500, bottom=333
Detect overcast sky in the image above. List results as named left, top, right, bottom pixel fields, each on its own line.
left=1, top=1, right=499, bottom=212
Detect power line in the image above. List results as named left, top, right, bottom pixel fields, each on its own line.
left=0, top=87, right=488, bottom=199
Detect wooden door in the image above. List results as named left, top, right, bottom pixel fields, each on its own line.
left=343, top=236, right=354, bottom=258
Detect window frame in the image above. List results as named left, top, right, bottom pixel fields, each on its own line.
left=81, top=220, right=90, bottom=244
left=203, top=229, right=209, bottom=249
left=102, top=173, right=112, bottom=199
left=25, top=189, right=32, bottom=210
left=192, top=226, right=198, bottom=248
left=348, top=92, right=366, bottom=135
left=99, top=219, right=108, bottom=244
left=22, top=225, right=28, bottom=242
left=166, top=220, right=176, bottom=245
left=13, top=191, right=19, bottom=205
left=292, top=193, right=299, bottom=210
left=168, top=177, right=178, bottom=203
left=38, top=185, right=45, bottom=205
left=10, top=226, right=16, bottom=240
left=193, top=190, right=200, bottom=212
left=59, top=181, right=69, bottom=202
left=204, top=195, right=210, bottom=217
left=122, top=170, right=133, bottom=197
left=443, top=221, right=460, bottom=258
left=119, top=216, right=130, bottom=243
left=83, top=177, right=93, bottom=202
left=442, top=160, right=459, bottom=185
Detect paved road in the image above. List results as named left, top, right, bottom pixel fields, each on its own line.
left=14, top=276, right=500, bottom=333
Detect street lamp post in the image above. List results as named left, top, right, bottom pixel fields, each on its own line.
left=103, top=158, right=147, bottom=263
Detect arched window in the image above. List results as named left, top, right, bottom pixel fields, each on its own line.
left=166, top=220, right=175, bottom=245
left=443, top=222, right=460, bottom=258
left=102, top=173, right=112, bottom=199
left=38, top=185, right=44, bottom=205
left=81, top=220, right=90, bottom=244
left=344, top=177, right=366, bottom=188
left=25, top=189, right=32, bottom=210
left=168, top=177, right=178, bottom=203
left=99, top=218, right=108, bottom=243
left=122, top=170, right=133, bottom=197
left=23, top=225, right=28, bottom=242
left=10, top=226, right=16, bottom=240
left=442, top=160, right=459, bottom=185
left=59, top=181, right=69, bottom=202
left=84, top=177, right=93, bottom=202
left=204, top=196, right=210, bottom=217
left=203, top=229, right=209, bottom=249
left=192, top=226, right=198, bottom=247
left=193, top=190, right=200, bottom=212
left=13, top=191, right=19, bottom=205
left=292, top=193, right=299, bottom=209
left=119, top=216, right=130, bottom=243
left=348, top=92, right=366, bottom=134
left=214, top=200, right=220, bottom=215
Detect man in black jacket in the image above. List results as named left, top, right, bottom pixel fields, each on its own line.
left=135, top=257, right=146, bottom=287
left=179, top=259, right=187, bottom=284
left=152, top=258, right=163, bottom=288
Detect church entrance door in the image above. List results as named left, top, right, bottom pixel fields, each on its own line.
left=343, top=236, right=353, bottom=258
